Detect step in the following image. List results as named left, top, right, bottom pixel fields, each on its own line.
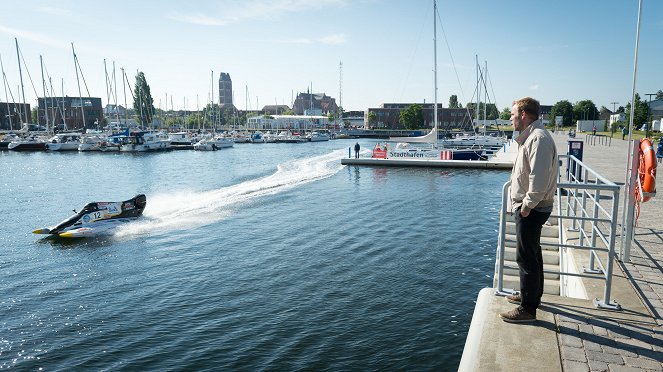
left=501, top=261, right=560, bottom=279
left=501, top=274, right=560, bottom=295
left=505, top=221, right=558, bottom=238
left=503, top=234, right=559, bottom=252
left=503, top=247, right=559, bottom=265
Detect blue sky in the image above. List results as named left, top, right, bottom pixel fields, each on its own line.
left=0, top=0, right=661, bottom=112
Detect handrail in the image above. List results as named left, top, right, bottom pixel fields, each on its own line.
left=494, top=154, right=622, bottom=309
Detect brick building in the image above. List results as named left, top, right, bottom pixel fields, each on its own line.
left=37, top=97, right=103, bottom=130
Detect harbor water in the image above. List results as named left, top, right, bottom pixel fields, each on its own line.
left=0, top=139, right=509, bottom=370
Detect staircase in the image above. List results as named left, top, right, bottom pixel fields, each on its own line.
left=499, top=214, right=561, bottom=295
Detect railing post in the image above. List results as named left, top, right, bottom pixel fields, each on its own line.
left=593, top=187, right=621, bottom=310
left=495, top=181, right=514, bottom=296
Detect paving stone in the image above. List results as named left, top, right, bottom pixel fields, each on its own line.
left=620, top=337, right=654, bottom=352
left=563, top=359, right=590, bottom=372
left=583, top=340, right=604, bottom=352
left=592, top=325, right=609, bottom=336
left=589, top=360, right=608, bottom=372
left=607, top=364, right=653, bottom=372
left=587, top=359, right=609, bottom=372
left=622, top=356, right=663, bottom=370
left=562, top=346, right=588, bottom=362
left=561, top=333, right=585, bottom=348
left=580, top=324, right=596, bottom=334
left=587, top=350, right=624, bottom=364
left=602, top=344, right=638, bottom=358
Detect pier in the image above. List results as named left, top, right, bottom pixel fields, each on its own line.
left=460, top=133, right=663, bottom=371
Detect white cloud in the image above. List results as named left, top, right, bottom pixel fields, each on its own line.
left=318, top=34, right=346, bottom=45
left=528, top=84, right=539, bottom=91
left=169, top=0, right=347, bottom=26
left=0, top=25, right=67, bottom=49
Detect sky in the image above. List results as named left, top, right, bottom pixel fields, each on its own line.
left=0, top=0, right=661, bottom=113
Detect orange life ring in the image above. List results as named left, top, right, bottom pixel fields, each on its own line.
left=639, top=138, right=657, bottom=202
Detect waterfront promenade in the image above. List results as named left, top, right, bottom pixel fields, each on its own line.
left=551, top=132, right=663, bottom=371
left=461, top=132, right=662, bottom=371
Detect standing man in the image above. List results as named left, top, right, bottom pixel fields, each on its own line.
left=354, top=142, right=360, bottom=159
left=500, top=97, right=558, bottom=323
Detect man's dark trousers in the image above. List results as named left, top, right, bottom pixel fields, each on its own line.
left=514, top=207, right=551, bottom=316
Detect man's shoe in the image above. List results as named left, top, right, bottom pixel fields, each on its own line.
left=505, top=294, right=521, bottom=304
left=499, top=306, right=536, bottom=323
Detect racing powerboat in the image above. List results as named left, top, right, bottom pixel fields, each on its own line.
left=33, top=194, right=146, bottom=238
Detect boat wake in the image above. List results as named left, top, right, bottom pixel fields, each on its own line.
left=114, top=149, right=346, bottom=239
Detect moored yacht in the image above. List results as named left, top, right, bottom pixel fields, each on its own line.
left=120, top=131, right=171, bottom=152
left=8, top=135, right=47, bottom=151
left=46, top=133, right=83, bottom=151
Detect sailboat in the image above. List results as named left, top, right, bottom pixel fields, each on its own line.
left=383, top=1, right=485, bottom=161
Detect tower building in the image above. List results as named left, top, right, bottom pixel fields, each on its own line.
left=218, top=72, right=233, bottom=108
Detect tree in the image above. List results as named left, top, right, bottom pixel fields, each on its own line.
left=399, top=104, right=423, bottom=130
left=367, top=111, right=377, bottom=128
left=499, top=107, right=511, bottom=120
left=625, top=93, right=648, bottom=128
left=572, top=100, right=598, bottom=122
left=133, top=72, right=155, bottom=125
left=550, top=100, right=573, bottom=126
left=656, top=90, right=663, bottom=100
left=448, top=95, right=461, bottom=108
left=466, top=102, right=499, bottom=120
left=31, top=107, right=38, bottom=124
left=599, top=106, right=612, bottom=118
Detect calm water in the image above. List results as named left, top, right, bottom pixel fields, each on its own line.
left=0, top=139, right=509, bottom=370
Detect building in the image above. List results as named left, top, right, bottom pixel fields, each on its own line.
left=365, top=103, right=473, bottom=130
left=0, top=102, right=31, bottom=130
left=37, top=97, right=103, bottom=130
left=342, top=110, right=365, bottom=128
left=292, top=92, right=338, bottom=115
left=246, top=114, right=331, bottom=131
left=648, top=99, right=663, bottom=120
left=218, top=72, right=233, bottom=109
left=104, top=104, right=128, bottom=118
left=262, top=105, right=290, bottom=115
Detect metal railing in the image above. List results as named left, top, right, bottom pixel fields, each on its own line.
left=495, top=154, right=622, bottom=310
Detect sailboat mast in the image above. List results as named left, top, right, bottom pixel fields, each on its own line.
left=0, top=54, right=13, bottom=130
left=15, top=38, right=28, bottom=125
left=40, top=55, right=49, bottom=132
left=113, top=62, right=120, bottom=124
left=72, top=43, right=86, bottom=130
left=433, top=0, right=438, bottom=144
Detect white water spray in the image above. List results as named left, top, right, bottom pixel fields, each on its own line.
left=114, top=149, right=346, bottom=238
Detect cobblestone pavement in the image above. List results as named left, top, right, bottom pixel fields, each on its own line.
left=552, top=132, right=662, bottom=371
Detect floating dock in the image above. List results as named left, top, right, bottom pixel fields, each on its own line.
left=340, top=157, right=512, bottom=169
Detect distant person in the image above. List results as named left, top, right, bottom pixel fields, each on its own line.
left=592, top=125, right=597, bottom=135
left=657, top=139, right=663, bottom=164
left=499, top=97, right=557, bottom=324
left=622, top=126, right=627, bottom=140
left=354, top=142, right=360, bottom=158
